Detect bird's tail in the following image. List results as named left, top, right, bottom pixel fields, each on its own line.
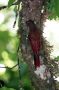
left=34, top=54, right=40, bottom=69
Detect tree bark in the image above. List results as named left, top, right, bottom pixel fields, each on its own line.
left=18, top=0, right=57, bottom=90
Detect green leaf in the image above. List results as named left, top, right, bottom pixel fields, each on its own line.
left=8, top=0, right=15, bottom=7
left=21, top=76, right=32, bottom=90
left=54, top=0, right=59, bottom=16
left=20, top=63, right=28, bottom=78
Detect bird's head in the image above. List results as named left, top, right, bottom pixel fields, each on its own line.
left=26, top=20, right=34, bottom=26
left=26, top=20, right=36, bottom=30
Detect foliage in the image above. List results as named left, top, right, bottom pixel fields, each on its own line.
left=54, top=56, right=59, bottom=61
left=47, top=0, right=59, bottom=19
left=8, top=0, right=15, bottom=7
left=0, top=2, right=32, bottom=90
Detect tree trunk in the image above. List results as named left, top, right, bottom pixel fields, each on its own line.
left=18, top=0, right=57, bottom=90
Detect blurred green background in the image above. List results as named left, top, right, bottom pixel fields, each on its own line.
left=0, top=2, right=19, bottom=90
left=0, top=0, right=33, bottom=90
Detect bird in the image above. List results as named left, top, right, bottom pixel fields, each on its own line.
left=26, top=20, right=42, bottom=69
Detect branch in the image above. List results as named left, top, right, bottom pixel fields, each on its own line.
left=17, top=0, right=57, bottom=89
left=0, top=64, right=18, bottom=69
left=0, top=0, right=21, bottom=10
left=0, top=6, right=7, bottom=10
